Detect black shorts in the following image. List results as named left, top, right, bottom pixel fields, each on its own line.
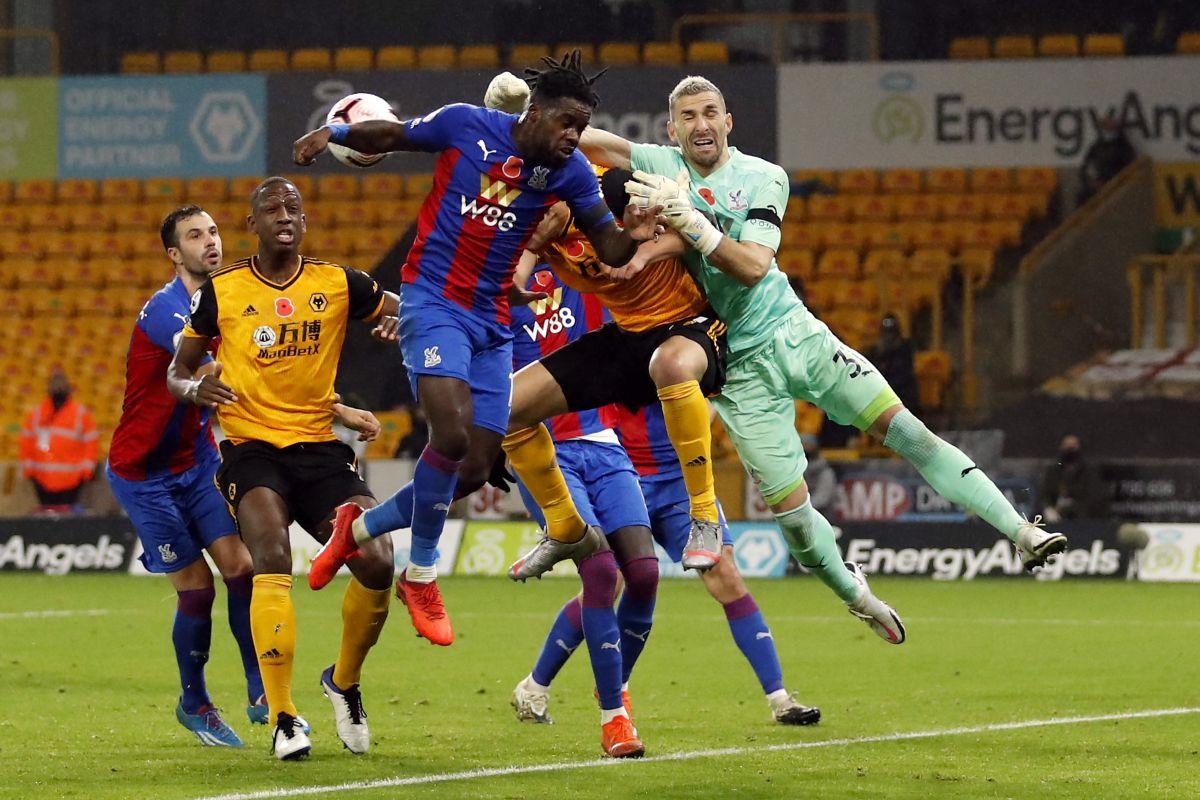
left=540, top=311, right=728, bottom=412
left=216, top=439, right=373, bottom=536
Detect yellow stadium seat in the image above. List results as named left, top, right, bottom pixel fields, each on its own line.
left=918, top=222, right=962, bottom=253
left=417, top=45, right=457, bottom=70
left=686, top=41, right=728, bottom=64
left=14, top=179, right=54, bottom=203
left=0, top=258, right=35, bottom=288
left=223, top=232, right=256, bottom=259
left=204, top=202, right=240, bottom=228
left=957, top=222, right=1001, bottom=250
left=121, top=52, right=160, bottom=74
left=186, top=177, right=229, bottom=202
left=940, top=194, right=985, bottom=221
left=290, top=48, right=332, bottom=71
left=817, top=248, right=861, bottom=279
left=315, top=174, right=360, bottom=200
left=787, top=224, right=824, bottom=251
left=988, top=219, right=1022, bottom=247
left=346, top=227, right=395, bottom=259
left=958, top=247, right=996, bottom=286
left=791, top=169, right=836, bottom=189
left=807, top=194, right=850, bottom=222
left=881, top=168, right=922, bottom=194
left=777, top=249, right=815, bottom=279
left=90, top=232, right=131, bottom=259
left=836, top=168, right=878, bottom=195
left=784, top=196, right=806, bottom=222
left=17, top=258, right=55, bottom=286
left=361, top=173, right=405, bottom=199
left=1014, top=166, right=1058, bottom=194
left=44, top=232, right=91, bottom=259
left=802, top=280, right=836, bottom=312
left=1037, top=34, right=1079, bottom=58
left=62, top=258, right=103, bottom=289
left=129, top=233, right=165, bottom=258
left=895, top=193, right=940, bottom=221
left=328, top=203, right=378, bottom=228
left=300, top=201, right=332, bottom=228
left=57, top=179, right=98, bottom=204
left=25, top=204, right=71, bottom=231
left=1178, top=32, right=1200, bottom=54
left=949, top=37, right=990, bottom=59
left=555, top=44, right=596, bottom=63
left=248, top=49, right=288, bottom=72
left=598, top=42, right=640, bottom=65
left=104, top=233, right=141, bottom=258
left=303, top=229, right=349, bottom=255
left=642, top=42, right=684, bottom=66
left=925, top=167, right=967, bottom=194
left=459, top=44, right=500, bottom=69
left=983, top=193, right=1032, bottom=221
left=111, top=204, right=156, bottom=231
left=283, top=174, right=315, bottom=199
left=915, top=350, right=952, bottom=410
left=365, top=199, right=410, bottom=231
left=1020, top=191, right=1049, bottom=218
left=0, top=206, right=29, bottom=230
left=206, top=50, right=247, bottom=72
left=821, top=223, right=868, bottom=251
left=100, top=178, right=142, bottom=204
left=909, top=248, right=952, bottom=279
left=969, top=167, right=1012, bottom=193
left=376, top=46, right=417, bottom=70
left=163, top=51, right=203, bottom=73
left=1082, top=34, right=1124, bottom=57
left=863, top=249, right=906, bottom=277
left=864, top=223, right=909, bottom=251
left=143, top=177, right=185, bottom=201
left=228, top=176, right=263, bottom=201
left=851, top=195, right=895, bottom=222
left=334, top=47, right=373, bottom=71
left=508, top=43, right=550, bottom=67
left=993, top=35, right=1035, bottom=59
left=404, top=173, right=434, bottom=198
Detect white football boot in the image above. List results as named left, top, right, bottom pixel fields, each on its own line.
left=511, top=675, right=554, bottom=724
left=271, top=712, right=312, bottom=761
left=845, top=562, right=906, bottom=644
left=1015, top=517, right=1068, bottom=572
left=321, top=665, right=369, bottom=754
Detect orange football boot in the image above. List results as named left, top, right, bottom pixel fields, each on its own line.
left=600, top=714, right=644, bottom=758
left=308, top=503, right=363, bottom=590
left=396, top=573, right=454, bottom=645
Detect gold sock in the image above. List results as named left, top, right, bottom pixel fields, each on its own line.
left=250, top=574, right=298, bottom=722
left=503, top=424, right=586, bottom=542
left=332, top=578, right=391, bottom=689
left=657, top=380, right=719, bottom=523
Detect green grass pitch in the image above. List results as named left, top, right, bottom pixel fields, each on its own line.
left=1, top=574, right=1197, bottom=799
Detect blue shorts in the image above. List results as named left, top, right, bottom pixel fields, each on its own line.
left=399, top=284, right=513, bottom=435
left=640, top=471, right=732, bottom=563
left=106, top=458, right=236, bottom=574
left=517, top=439, right=651, bottom=536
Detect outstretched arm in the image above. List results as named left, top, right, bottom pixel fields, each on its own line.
left=295, top=103, right=473, bottom=166
left=580, top=127, right=633, bottom=169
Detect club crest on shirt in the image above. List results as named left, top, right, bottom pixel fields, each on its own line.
left=727, top=188, right=748, bottom=211
left=529, top=166, right=550, bottom=190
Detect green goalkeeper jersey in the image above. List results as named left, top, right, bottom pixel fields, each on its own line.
left=630, top=142, right=807, bottom=357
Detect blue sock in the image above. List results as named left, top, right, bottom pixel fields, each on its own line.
left=724, top=594, right=784, bottom=695
left=408, top=448, right=460, bottom=568
left=579, top=551, right=623, bottom=710
left=530, top=597, right=584, bottom=687
left=362, top=481, right=414, bottom=538
left=616, top=557, right=658, bottom=684
left=223, top=573, right=263, bottom=703
left=174, top=587, right=215, bottom=713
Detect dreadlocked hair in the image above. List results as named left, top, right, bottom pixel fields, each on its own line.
left=523, top=49, right=606, bottom=109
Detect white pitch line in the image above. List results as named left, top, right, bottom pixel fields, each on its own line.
left=193, top=706, right=1200, bottom=800
left=0, top=608, right=110, bottom=620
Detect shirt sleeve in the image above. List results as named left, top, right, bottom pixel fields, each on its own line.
left=182, top=280, right=219, bottom=339
left=559, top=153, right=613, bottom=228
left=400, top=103, right=477, bottom=152
left=629, top=142, right=683, bottom=176
left=739, top=164, right=789, bottom=253
left=345, top=267, right=385, bottom=321
left=137, top=297, right=187, bottom=352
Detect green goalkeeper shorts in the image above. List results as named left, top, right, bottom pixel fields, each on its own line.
left=712, top=309, right=899, bottom=506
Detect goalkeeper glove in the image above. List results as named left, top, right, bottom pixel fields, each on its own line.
left=483, top=72, right=530, bottom=114
left=625, top=169, right=723, bottom=256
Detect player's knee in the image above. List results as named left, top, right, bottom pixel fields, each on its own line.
left=620, top=556, right=659, bottom=602
left=427, top=423, right=471, bottom=461
left=352, top=535, right=395, bottom=589
left=648, top=344, right=703, bottom=388
left=578, top=552, right=619, bottom=606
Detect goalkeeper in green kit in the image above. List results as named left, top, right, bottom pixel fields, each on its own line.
left=578, top=76, right=1067, bottom=645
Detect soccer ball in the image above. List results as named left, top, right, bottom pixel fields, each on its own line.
left=325, top=93, right=400, bottom=168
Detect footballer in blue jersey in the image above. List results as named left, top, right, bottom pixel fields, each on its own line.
left=296, top=52, right=661, bottom=653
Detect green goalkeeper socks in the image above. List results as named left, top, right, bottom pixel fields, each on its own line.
left=775, top=500, right=860, bottom=603
left=883, top=409, right=1024, bottom=541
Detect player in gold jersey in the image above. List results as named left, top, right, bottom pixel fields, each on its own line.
left=168, top=177, right=399, bottom=761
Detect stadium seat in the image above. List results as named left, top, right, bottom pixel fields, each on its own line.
left=909, top=248, right=952, bottom=278
left=686, top=41, right=729, bottom=64
left=0, top=182, right=12, bottom=204
left=802, top=280, right=835, bottom=312
left=417, top=45, right=457, bottom=70
left=25, top=204, right=70, bottom=231
left=228, top=176, right=263, bottom=200
left=111, top=204, right=156, bottom=231
left=100, top=178, right=142, bottom=204
left=204, top=202, right=240, bottom=228
left=287, top=174, right=316, bottom=199
left=787, top=223, right=824, bottom=251
left=143, top=177, right=185, bottom=201
left=984, top=193, right=1032, bottom=221
left=881, top=168, right=922, bottom=194
left=851, top=194, right=895, bottom=222
left=940, top=194, right=985, bottom=221
left=44, top=232, right=91, bottom=259
left=948, top=37, right=990, bottom=59
left=346, top=227, right=395, bottom=259
left=0, top=206, right=29, bottom=230
left=863, top=249, right=906, bottom=277
left=1178, top=32, right=1200, bottom=54
left=598, top=42, right=640, bottom=65
left=223, top=232, right=256, bottom=259
left=993, top=35, right=1035, bottom=59
left=14, top=179, right=54, bottom=203
left=988, top=219, right=1023, bottom=247
left=969, top=167, right=1012, bottom=193
left=361, top=173, right=405, bottom=198
left=458, top=45, right=500, bottom=69
left=821, top=223, right=868, bottom=251
left=206, top=50, right=247, bottom=72
left=914, top=350, right=952, bottom=410
left=163, top=51, right=203, bottom=73
left=186, top=177, right=228, bottom=203
left=836, top=168, right=879, bottom=195
left=333, top=47, right=373, bottom=71
left=376, top=46, right=417, bottom=70
left=924, top=168, right=967, bottom=194
left=958, top=247, right=996, bottom=286
left=329, top=202, right=378, bottom=228
left=784, top=196, right=806, bottom=222
left=777, top=249, right=815, bottom=279
left=1082, top=34, right=1124, bottom=57
left=508, top=43, right=550, bottom=67
left=120, top=52, right=160, bottom=74
left=129, top=233, right=166, bottom=257
left=791, top=169, right=837, bottom=189
left=290, top=48, right=332, bottom=71
left=1014, top=166, right=1057, bottom=194
left=817, top=248, right=861, bottom=279
left=303, top=229, right=349, bottom=256
left=57, top=179, right=98, bottom=204
left=895, top=193, right=940, bottom=221
left=315, top=174, right=360, bottom=200
left=404, top=173, right=434, bottom=198
left=918, top=221, right=963, bottom=253
left=642, top=42, right=684, bottom=66
left=1037, top=34, right=1080, bottom=58
left=555, top=44, right=596, bottom=62
left=864, top=223, right=910, bottom=251
left=368, top=199, right=414, bottom=231
left=807, top=194, right=851, bottom=222
left=301, top=201, right=332, bottom=228
left=248, top=49, right=289, bottom=72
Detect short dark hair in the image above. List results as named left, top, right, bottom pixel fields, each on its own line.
left=250, top=176, right=298, bottom=208
left=524, top=49, right=605, bottom=109
left=160, top=204, right=207, bottom=251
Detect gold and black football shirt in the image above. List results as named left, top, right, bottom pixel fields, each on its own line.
left=182, top=256, right=385, bottom=448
